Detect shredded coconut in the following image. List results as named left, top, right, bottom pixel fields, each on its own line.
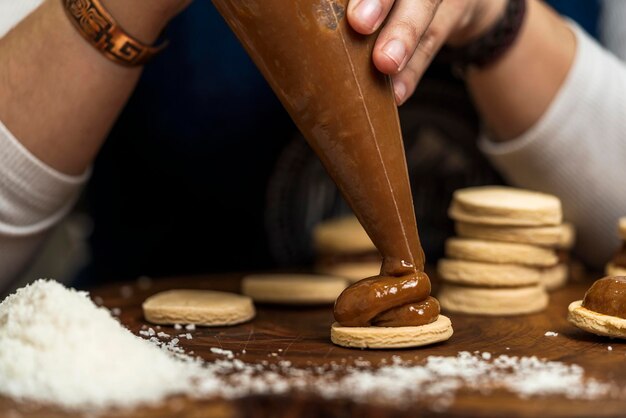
left=185, top=324, right=196, bottom=331
left=608, top=346, right=613, bottom=351
left=0, top=280, right=620, bottom=413
left=0, top=280, right=206, bottom=410
left=544, top=331, right=559, bottom=337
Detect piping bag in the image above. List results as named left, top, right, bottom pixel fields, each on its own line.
left=212, top=0, right=426, bottom=283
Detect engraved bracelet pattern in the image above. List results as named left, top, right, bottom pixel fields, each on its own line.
left=62, top=0, right=167, bottom=67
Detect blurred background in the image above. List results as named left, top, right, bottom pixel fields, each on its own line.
left=5, top=0, right=600, bottom=294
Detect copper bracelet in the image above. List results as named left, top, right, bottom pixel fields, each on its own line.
left=62, top=0, right=167, bottom=67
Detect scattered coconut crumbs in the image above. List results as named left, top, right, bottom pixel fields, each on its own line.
left=545, top=331, right=559, bottom=337
left=0, top=280, right=621, bottom=414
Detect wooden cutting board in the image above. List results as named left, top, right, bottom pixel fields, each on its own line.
left=2, top=272, right=626, bottom=417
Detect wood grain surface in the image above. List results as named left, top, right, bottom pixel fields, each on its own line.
left=2, top=271, right=626, bottom=418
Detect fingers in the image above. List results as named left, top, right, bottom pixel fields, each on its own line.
left=371, top=0, right=442, bottom=75
left=347, top=0, right=395, bottom=35
left=392, top=1, right=467, bottom=104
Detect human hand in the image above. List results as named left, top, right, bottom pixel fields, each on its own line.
left=347, top=0, right=507, bottom=104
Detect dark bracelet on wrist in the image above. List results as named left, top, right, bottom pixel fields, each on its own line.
left=440, top=0, right=527, bottom=71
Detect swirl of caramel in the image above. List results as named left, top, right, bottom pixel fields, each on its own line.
left=333, top=271, right=439, bottom=327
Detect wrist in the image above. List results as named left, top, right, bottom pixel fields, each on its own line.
left=449, top=0, right=508, bottom=47
left=100, top=0, right=188, bottom=44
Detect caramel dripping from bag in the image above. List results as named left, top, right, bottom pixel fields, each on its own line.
left=211, top=0, right=438, bottom=327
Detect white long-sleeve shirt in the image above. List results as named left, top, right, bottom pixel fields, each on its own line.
left=480, top=16, right=626, bottom=267
left=0, top=2, right=625, bottom=288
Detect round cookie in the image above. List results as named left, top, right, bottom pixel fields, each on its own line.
left=455, top=222, right=574, bottom=249
left=449, top=186, right=562, bottom=226
left=539, top=263, right=568, bottom=291
left=620, top=217, right=626, bottom=241
left=605, top=263, right=626, bottom=277
left=313, top=216, right=376, bottom=254
left=438, top=284, right=548, bottom=315
left=316, top=261, right=381, bottom=283
left=445, top=238, right=559, bottom=267
left=557, top=223, right=576, bottom=250
left=143, top=290, right=255, bottom=326
left=437, top=258, right=540, bottom=287
left=242, top=274, right=348, bottom=304
left=568, top=300, right=626, bottom=339
left=330, top=315, right=453, bottom=349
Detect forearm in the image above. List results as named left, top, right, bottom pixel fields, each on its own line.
left=478, top=22, right=626, bottom=267
left=0, top=0, right=178, bottom=175
left=467, top=0, right=576, bottom=140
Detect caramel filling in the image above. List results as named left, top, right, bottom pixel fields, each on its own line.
left=582, top=276, right=626, bottom=319
left=212, top=0, right=437, bottom=328
left=334, top=270, right=439, bottom=327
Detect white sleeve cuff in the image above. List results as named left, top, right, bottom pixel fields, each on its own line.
left=0, top=121, right=89, bottom=236
left=479, top=23, right=626, bottom=267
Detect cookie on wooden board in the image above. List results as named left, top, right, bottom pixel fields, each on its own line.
left=539, top=263, right=569, bottom=291
left=438, top=284, right=548, bottom=316
left=605, top=263, right=626, bottom=277
left=143, top=290, right=255, bottom=326
left=437, top=258, right=541, bottom=287
left=568, top=300, right=626, bottom=339
left=455, top=222, right=574, bottom=249
left=620, top=217, right=626, bottom=241
left=242, top=274, right=348, bottom=304
left=313, top=216, right=376, bottom=254
left=330, top=315, right=453, bottom=349
left=445, top=238, right=559, bottom=268
left=449, top=186, right=562, bottom=226
left=315, top=261, right=381, bottom=283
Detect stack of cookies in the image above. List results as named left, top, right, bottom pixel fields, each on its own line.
left=437, top=186, right=573, bottom=316
left=605, top=217, right=626, bottom=277
left=313, top=216, right=381, bottom=282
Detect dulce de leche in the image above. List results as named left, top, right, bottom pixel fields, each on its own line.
left=212, top=0, right=439, bottom=327
left=583, top=276, right=626, bottom=319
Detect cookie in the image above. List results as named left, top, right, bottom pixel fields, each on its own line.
left=557, top=223, right=576, bottom=250
left=455, top=222, right=574, bottom=249
left=449, top=186, right=562, bottom=226
left=568, top=300, right=626, bottom=339
left=445, top=238, right=559, bottom=267
left=437, top=258, right=540, bottom=287
left=438, top=284, right=548, bottom=315
left=143, top=290, right=255, bottom=326
left=313, top=216, right=376, bottom=254
left=539, top=263, right=568, bottom=291
left=315, top=261, right=381, bottom=283
left=330, top=315, right=453, bottom=349
left=605, top=263, right=626, bottom=277
left=620, top=217, right=626, bottom=241
left=242, top=274, right=348, bottom=304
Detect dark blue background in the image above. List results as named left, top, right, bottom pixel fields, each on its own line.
left=78, top=1, right=601, bottom=284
